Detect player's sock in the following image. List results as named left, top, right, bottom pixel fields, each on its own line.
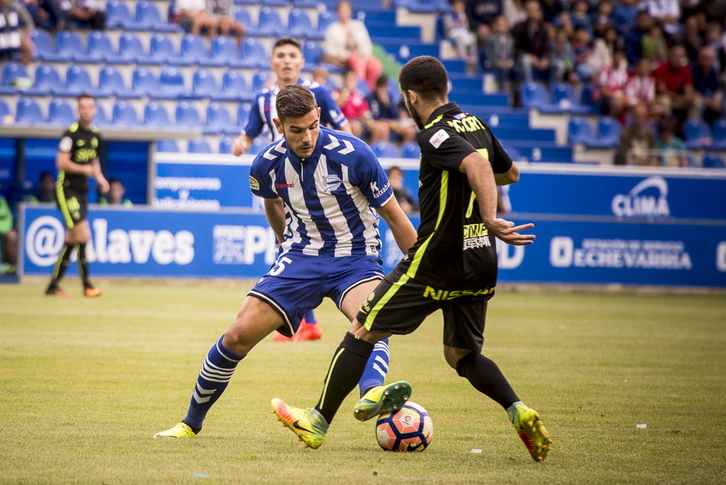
left=304, top=310, right=317, bottom=325
left=77, top=243, right=92, bottom=288
left=48, top=243, right=75, bottom=289
left=183, top=335, right=245, bottom=431
left=455, top=353, right=519, bottom=409
left=358, top=338, right=389, bottom=397
left=315, top=332, right=374, bottom=424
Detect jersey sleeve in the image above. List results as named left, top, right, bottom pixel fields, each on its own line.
left=58, top=130, right=73, bottom=153
left=488, top=131, right=513, bottom=174
left=315, top=87, right=348, bottom=130
left=242, top=95, right=264, bottom=138
left=419, top=125, right=476, bottom=171
left=248, top=156, right=277, bottom=199
left=348, top=142, right=393, bottom=208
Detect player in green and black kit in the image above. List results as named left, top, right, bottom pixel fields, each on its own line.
left=273, top=56, right=552, bottom=462
left=46, top=94, right=109, bottom=297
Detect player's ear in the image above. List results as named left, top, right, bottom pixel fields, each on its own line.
left=273, top=118, right=283, bottom=134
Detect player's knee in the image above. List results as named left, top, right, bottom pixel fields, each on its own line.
left=447, top=348, right=474, bottom=373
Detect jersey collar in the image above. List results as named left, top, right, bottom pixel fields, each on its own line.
left=424, top=102, right=461, bottom=129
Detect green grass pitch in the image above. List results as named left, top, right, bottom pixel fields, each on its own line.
left=1, top=281, right=725, bottom=484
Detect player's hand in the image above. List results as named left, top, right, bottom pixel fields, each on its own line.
left=232, top=135, right=249, bottom=156
left=97, top=178, right=110, bottom=194
left=485, top=218, right=535, bottom=246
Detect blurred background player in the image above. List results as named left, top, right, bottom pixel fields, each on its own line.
left=99, top=178, right=132, bottom=207
left=386, top=166, right=417, bottom=215
left=231, top=37, right=353, bottom=341
left=45, top=94, right=109, bottom=297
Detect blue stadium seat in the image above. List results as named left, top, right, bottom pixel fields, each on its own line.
left=156, top=139, right=180, bottom=152
left=288, top=9, right=318, bottom=39
left=401, top=141, right=420, bottom=159
left=133, top=67, right=161, bottom=97
left=106, top=0, right=140, bottom=29
left=176, top=101, right=202, bottom=127
left=112, top=100, right=141, bottom=127
left=115, top=32, right=147, bottom=64
left=48, top=98, right=75, bottom=126
left=16, top=98, right=45, bottom=124
left=237, top=102, right=252, bottom=128
left=219, top=136, right=234, bottom=154
left=550, top=82, right=592, bottom=114
left=372, top=141, right=401, bottom=158
left=150, top=33, right=192, bottom=65
left=587, top=116, right=621, bottom=148
left=252, top=71, right=271, bottom=92
left=181, top=34, right=209, bottom=64
left=87, top=31, right=115, bottom=63
left=30, top=30, right=54, bottom=61
left=222, top=70, right=254, bottom=102
left=207, top=36, right=243, bottom=67
left=0, top=62, right=29, bottom=94
left=188, top=139, right=213, bottom=153
left=98, top=65, right=142, bottom=98
left=136, top=1, right=180, bottom=32
left=189, top=69, right=218, bottom=99
left=234, top=6, right=254, bottom=31
left=567, top=116, right=595, bottom=145
left=158, top=66, right=187, bottom=98
left=240, top=37, right=267, bottom=68
left=94, top=104, right=109, bottom=125
left=302, top=41, right=324, bottom=66
left=520, top=82, right=560, bottom=112
left=248, top=137, right=269, bottom=155
left=702, top=153, right=726, bottom=168
left=144, top=101, right=171, bottom=127
left=711, top=118, right=726, bottom=149
left=317, top=10, right=335, bottom=34
left=501, top=143, right=522, bottom=161
left=0, top=98, right=10, bottom=122
left=53, top=31, right=86, bottom=62
left=257, top=6, right=284, bottom=36
left=205, top=102, right=234, bottom=135
left=25, top=64, right=62, bottom=96
left=684, top=119, right=713, bottom=149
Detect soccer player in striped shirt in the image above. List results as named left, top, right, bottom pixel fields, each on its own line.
left=232, top=36, right=354, bottom=341
left=154, top=84, right=417, bottom=439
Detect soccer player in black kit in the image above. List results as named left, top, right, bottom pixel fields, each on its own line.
left=46, top=94, right=109, bottom=297
left=273, top=56, right=552, bottom=462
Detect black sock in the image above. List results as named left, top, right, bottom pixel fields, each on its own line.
left=456, top=353, right=519, bottom=410
left=48, top=243, right=75, bottom=289
left=77, top=243, right=91, bottom=288
left=315, top=332, right=374, bottom=424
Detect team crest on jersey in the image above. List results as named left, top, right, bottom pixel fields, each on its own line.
left=249, top=176, right=259, bottom=191
left=429, top=129, right=450, bottom=148
left=322, top=174, right=342, bottom=193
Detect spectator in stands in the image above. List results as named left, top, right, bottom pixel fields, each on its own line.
left=692, top=45, right=722, bottom=125
left=567, top=0, right=592, bottom=36
left=174, top=0, right=212, bottom=37
left=99, top=178, right=132, bottom=207
left=0, top=193, right=17, bottom=275
left=323, top=0, right=382, bottom=91
left=484, top=15, right=515, bottom=90
left=538, top=0, right=568, bottom=29
left=681, top=15, right=704, bottom=64
left=615, top=103, right=657, bottom=166
left=550, top=27, right=574, bottom=83
left=613, top=0, right=640, bottom=35
left=205, top=0, right=245, bottom=45
left=25, top=171, right=56, bottom=203
left=593, top=47, right=629, bottom=121
left=656, top=116, right=688, bottom=168
left=588, top=25, right=620, bottom=71
left=62, top=0, right=105, bottom=30
left=590, top=0, right=615, bottom=40
left=366, top=75, right=416, bottom=144
left=464, top=0, right=502, bottom=44
left=512, top=0, right=553, bottom=83
left=625, top=10, right=653, bottom=67
left=643, top=0, right=680, bottom=41
left=312, top=67, right=331, bottom=90
left=387, top=166, right=418, bottom=215
left=653, top=44, right=697, bottom=134
left=571, top=26, right=594, bottom=81
left=22, top=0, right=65, bottom=31
left=704, top=21, right=724, bottom=72
left=333, top=69, right=372, bottom=139
left=625, top=57, right=658, bottom=114
left=443, top=0, right=478, bottom=64
left=0, top=0, right=34, bottom=65
left=641, top=23, right=668, bottom=68
left=503, top=0, right=526, bottom=29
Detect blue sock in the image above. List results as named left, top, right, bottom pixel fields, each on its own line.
left=358, top=338, right=389, bottom=397
left=184, top=335, right=245, bottom=431
left=304, top=310, right=317, bottom=325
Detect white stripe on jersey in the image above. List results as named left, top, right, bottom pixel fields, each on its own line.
left=341, top=164, right=380, bottom=257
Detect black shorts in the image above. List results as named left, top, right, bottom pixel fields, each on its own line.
left=357, top=265, right=495, bottom=353
left=56, top=186, right=88, bottom=229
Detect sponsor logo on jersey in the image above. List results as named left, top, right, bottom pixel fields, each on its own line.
left=370, top=181, right=391, bottom=199
left=454, top=113, right=467, bottom=120
left=463, top=223, right=491, bottom=250
left=249, top=176, right=260, bottom=191
left=275, top=182, right=295, bottom=189
left=611, top=177, right=670, bottom=217
left=428, top=129, right=450, bottom=148
left=423, top=286, right=494, bottom=300
left=59, top=136, right=73, bottom=152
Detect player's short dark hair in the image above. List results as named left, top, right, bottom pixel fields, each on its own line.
left=399, top=56, right=448, bottom=101
left=276, top=84, right=318, bottom=122
left=78, top=93, right=96, bottom=103
left=273, top=37, right=302, bottom=52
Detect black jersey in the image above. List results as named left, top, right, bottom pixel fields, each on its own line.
left=57, top=122, right=103, bottom=192
left=404, top=102, right=512, bottom=289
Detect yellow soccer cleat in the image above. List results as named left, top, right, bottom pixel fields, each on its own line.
left=353, top=381, right=412, bottom=422
left=509, top=404, right=552, bottom=462
left=153, top=422, right=198, bottom=438
left=271, top=398, right=329, bottom=449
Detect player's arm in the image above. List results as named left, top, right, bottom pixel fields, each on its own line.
left=376, top=196, right=418, bottom=254
left=338, top=122, right=353, bottom=134
left=232, top=134, right=255, bottom=156
left=263, top=197, right=286, bottom=244
left=460, top=152, right=535, bottom=246
left=91, top=157, right=109, bottom=194
left=495, top=162, right=520, bottom=186
left=56, top=150, right=92, bottom=176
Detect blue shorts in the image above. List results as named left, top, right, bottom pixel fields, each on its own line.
left=249, top=252, right=384, bottom=337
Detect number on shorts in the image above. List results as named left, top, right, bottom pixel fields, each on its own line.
left=269, top=256, right=292, bottom=276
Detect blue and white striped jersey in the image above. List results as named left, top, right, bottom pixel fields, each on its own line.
left=249, top=127, right=393, bottom=258
left=243, top=78, right=348, bottom=140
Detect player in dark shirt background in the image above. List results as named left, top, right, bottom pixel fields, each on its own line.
left=46, top=94, right=108, bottom=298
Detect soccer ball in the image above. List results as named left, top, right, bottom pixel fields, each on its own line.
left=375, top=401, right=433, bottom=452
